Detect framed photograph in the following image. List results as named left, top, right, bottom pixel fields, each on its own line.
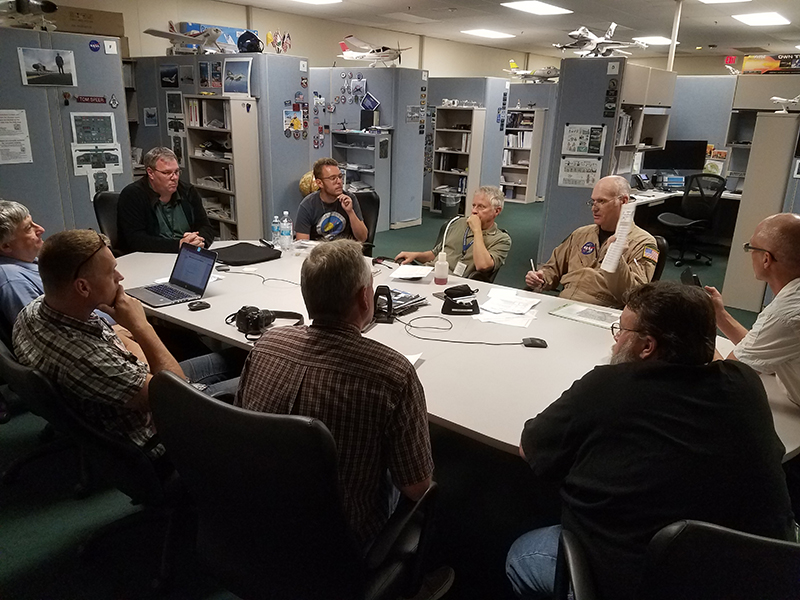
left=179, top=64, right=195, bottom=86
left=199, top=61, right=210, bottom=87
left=222, top=57, right=252, bottom=96
left=283, top=109, right=303, bottom=131
left=143, top=107, right=158, bottom=127
left=211, top=62, right=222, bottom=88
left=166, top=92, right=183, bottom=115
left=360, top=92, right=380, bottom=111
left=159, top=64, right=179, bottom=88
left=18, top=48, right=76, bottom=86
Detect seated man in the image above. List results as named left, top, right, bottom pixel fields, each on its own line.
left=118, top=147, right=215, bottom=253
left=506, top=281, right=794, bottom=600
left=13, top=230, right=239, bottom=468
left=235, top=239, right=433, bottom=548
left=525, top=175, right=658, bottom=308
left=706, top=213, right=800, bottom=407
left=295, top=157, right=368, bottom=243
left=395, top=186, right=511, bottom=280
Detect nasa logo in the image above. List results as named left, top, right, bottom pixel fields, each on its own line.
left=581, top=242, right=596, bottom=255
left=89, top=40, right=101, bottom=52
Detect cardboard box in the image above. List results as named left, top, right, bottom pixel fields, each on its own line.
left=52, top=6, right=125, bottom=37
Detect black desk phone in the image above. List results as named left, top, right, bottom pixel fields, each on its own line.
left=633, top=174, right=654, bottom=191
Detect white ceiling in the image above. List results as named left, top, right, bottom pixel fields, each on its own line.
left=225, top=0, right=800, bottom=59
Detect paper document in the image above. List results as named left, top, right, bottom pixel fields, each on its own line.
left=481, top=297, right=540, bottom=315
left=550, top=303, right=620, bottom=329
left=390, top=265, right=433, bottom=279
left=474, top=312, right=535, bottom=328
left=404, top=353, right=422, bottom=367
left=487, top=287, right=519, bottom=299
left=601, top=202, right=636, bottom=273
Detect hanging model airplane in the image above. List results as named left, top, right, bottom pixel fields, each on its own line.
left=553, top=22, right=647, bottom=57
left=503, top=60, right=560, bottom=83
left=0, top=0, right=58, bottom=31
left=771, top=94, right=800, bottom=113
left=144, top=22, right=236, bottom=54
left=338, top=35, right=411, bottom=67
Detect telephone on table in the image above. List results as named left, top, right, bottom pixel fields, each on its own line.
left=633, top=174, right=654, bottom=191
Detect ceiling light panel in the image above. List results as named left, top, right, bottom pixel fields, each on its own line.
left=461, top=29, right=517, bottom=39
left=501, top=1, right=573, bottom=16
left=291, top=0, right=341, bottom=4
left=697, top=0, right=751, bottom=4
left=732, top=12, right=790, bottom=26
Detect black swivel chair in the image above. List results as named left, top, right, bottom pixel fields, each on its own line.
left=651, top=235, right=669, bottom=282
left=149, top=370, right=439, bottom=600
left=352, top=190, right=380, bottom=257
left=432, top=218, right=508, bottom=284
left=92, top=191, right=123, bottom=256
left=638, top=519, right=800, bottom=600
left=656, top=173, right=725, bottom=267
left=553, top=529, right=599, bottom=600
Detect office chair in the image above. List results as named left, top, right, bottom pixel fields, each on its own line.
left=553, top=529, right=599, bottom=600
left=352, top=190, right=380, bottom=257
left=149, top=371, right=439, bottom=600
left=656, top=173, right=725, bottom=267
left=651, top=235, right=669, bottom=282
left=93, top=191, right=123, bottom=256
left=638, top=519, right=800, bottom=600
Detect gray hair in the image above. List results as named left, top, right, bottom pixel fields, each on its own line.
left=604, top=175, right=632, bottom=200
left=301, top=239, right=371, bottom=321
left=143, top=147, right=178, bottom=170
left=478, top=185, right=505, bottom=210
left=0, top=200, right=31, bottom=246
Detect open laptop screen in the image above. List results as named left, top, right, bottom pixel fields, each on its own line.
left=169, top=244, right=217, bottom=295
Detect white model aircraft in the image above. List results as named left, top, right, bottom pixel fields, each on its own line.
left=771, top=94, right=800, bottom=113
left=338, top=35, right=411, bottom=67
left=503, top=60, right=560, bottom=83
left=725, top=64, right=740, bottom=76
left=553, top=22, right=647, bottom=57
left=0, top=0, right=58, bottom=30
left=144, top=23, right=235, bottom=54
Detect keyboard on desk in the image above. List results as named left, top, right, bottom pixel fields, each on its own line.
left=144, top=284, right=192, bottom=301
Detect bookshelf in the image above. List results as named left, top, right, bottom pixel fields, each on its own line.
left=431, top=107, right=485, bottom=214
left=501, top=108, right=545, bottom=203
left=184, top=95, right=262, bottom=241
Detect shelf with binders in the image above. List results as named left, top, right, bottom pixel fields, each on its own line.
left=502, top=108, right=545, bottom=203
left=431, top=106, right=485, bottom=213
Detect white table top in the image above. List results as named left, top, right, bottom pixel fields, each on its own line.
left=116, top=242, right=800, bottom=459
left=632, top=189, right=742, bottom=206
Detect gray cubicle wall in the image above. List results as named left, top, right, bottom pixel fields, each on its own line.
left=508, top=82, right=559, bottom=199
left=667, top=76, right=735, bottom=149
left=0, top=29, right=132, bottom=233
left=539, top=57, right=626, bottom=262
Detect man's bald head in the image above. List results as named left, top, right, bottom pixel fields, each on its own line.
left=754, top=213, right=800, bottom=275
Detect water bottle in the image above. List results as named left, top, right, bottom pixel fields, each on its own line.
left=280, top=211, right=293, bottom=251
left=271, top=215, right=280, bottom=246
left=434, top=251, right=449, bottom=285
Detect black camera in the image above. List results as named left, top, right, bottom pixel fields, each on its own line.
left=226, top=306, right=304, bottom=340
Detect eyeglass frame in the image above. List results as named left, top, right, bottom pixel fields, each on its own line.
left=150, top=167, right=182, bottom=178
left=586, top=194, right=623, bottom=208
left=742, top=242, right=776, bottom=261
left=318, top=173, right=344, bottom=182
left=72, top=232, right=107, bottom=280
left=610, top=321, right=646, bottom=340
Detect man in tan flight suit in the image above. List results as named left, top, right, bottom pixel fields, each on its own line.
left=526, top=175, right=658, bottom=309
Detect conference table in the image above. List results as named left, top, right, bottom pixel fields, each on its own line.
left=116, top=242, right=800, bottom=460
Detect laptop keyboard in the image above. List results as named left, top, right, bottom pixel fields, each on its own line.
left=144, top=284, right=192, bottom=301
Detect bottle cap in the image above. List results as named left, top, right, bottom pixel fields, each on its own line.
left=438, top=252, right=447, bottom=262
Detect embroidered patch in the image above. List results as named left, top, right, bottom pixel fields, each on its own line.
left=642, top=246, right=659, bottom=264
left=581, top=242, right=596, bottom=255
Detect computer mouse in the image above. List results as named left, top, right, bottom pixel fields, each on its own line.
left=523, top=337, right=548, bottom=348
left=215, top=264, right=230, bottom=272
left=188, top=300, right=211, bottom=311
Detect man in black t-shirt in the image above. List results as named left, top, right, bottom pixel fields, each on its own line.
left=506, top=281, right=794, bottom=600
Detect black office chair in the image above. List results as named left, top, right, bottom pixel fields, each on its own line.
left=432, top=218, right=507, bottom=284
left=638, top=519, right=800, bottom=600
left=656, top=174, right=725, bottom=267
left=92, top=191, right=124, bottom=256
left=553, top=529, right=599, bottom=600
left=149, top=370, right=438, bottom=600
left=651, top=235, right=669, bottom=282
left=352, top=190, right=380, bottom=257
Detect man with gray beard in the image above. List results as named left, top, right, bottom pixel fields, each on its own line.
left=506, top=281, right=793, bottom=600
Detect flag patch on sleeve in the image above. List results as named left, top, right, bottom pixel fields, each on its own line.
left=642, top=246, right=659, bottom=264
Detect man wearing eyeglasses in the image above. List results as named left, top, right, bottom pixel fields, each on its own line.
left=525, top=175, right=658, bottom=308
left=705, top=213, right=800, bottom=408
left=295, top=157, right=368, bottom=243
left=118, top=147, right=215, bottom=253
left=506, top=281, right=793, bottom=600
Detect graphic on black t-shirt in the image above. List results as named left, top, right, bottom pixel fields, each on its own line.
left=316, top=211, right=347, bottom=239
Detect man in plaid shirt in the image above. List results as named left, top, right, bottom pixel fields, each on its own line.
left=235, top=239, right=434, bottom=548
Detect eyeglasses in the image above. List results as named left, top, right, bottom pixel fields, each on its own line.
left=611, top=322, right=645, bottom=340
left=152, top=167, right=181, bottom=178
left=743, top=242, right=775, bottom=260
left=319, top=173, right=344, bottom=182
left=73, top=232, right=107, bottom=280
left=586, top=197, right=616, bottom=208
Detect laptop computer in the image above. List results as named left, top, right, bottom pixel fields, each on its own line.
left=127, top=244, right=218, bottom=307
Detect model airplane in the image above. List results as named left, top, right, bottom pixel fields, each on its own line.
left=771, top=94, right=800, bottom=113
left=553, top=22, right=646, bottom=57
left=1, top=0, right=58, bottom=31
left=725, top=64, right=740, bottom=76
left=504, top=60, right=559, bottom=83
left=338, top=35, right=411, bottom=67
left=144, top=22, right=235, bottom=54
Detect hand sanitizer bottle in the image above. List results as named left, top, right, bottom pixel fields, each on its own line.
left=434, top=251, right=448, bottom=285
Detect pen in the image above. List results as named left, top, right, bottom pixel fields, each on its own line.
left=530, top=258, right=537, bottom=272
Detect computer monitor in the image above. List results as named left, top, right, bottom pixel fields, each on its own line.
left=642, top=140, right=707, bottom=171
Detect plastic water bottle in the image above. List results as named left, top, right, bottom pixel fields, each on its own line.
left=271, top=215, right=280, bottom=246
left=434, top=251, right=449, bottom=285
left=280, top=211, right=293, bottom=251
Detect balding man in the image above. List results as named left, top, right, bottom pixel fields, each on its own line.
left=525, top=175, right=658, bottom=308
left=706, top=213, right=800, bottom=408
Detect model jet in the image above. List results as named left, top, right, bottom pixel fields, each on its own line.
left=504, top=60, right=559, bottom=83
left=144, top=22, right=235, bottom=54
left=338, top=35, right=411, bottom=67
left=1, top=0, right=58, bottom=30
left=553, top=22, right=646, bottom=57
left=771, top=94, right=800, bottom=113
left=226, top=70, right=243, bottom=82
left=725, top=64, right=740, bottom=76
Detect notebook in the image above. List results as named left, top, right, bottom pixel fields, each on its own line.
left=127, top=244, right=218, bottom=307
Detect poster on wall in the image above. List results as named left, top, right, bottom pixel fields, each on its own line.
left=211, top=62, right=222, bottom=88
left=166, top=92, right=183, bottom=116
left=0, top=109, right=33, bottom=165
left=199, top=62, right=210, bottom=87
left=143, top=107, right=158, bottom=127
left=283, top=110, right=303, bottom=132
left=179, top=64, right=195, bottom=86
left=18, top=48, right=76, bottom=86
left=742, top=54, right=800, bottom=75
left=558, top=156, right=602, bottom=188
left=562, top=124, right=606, bottom=156
left=222, top=57, right=252, bottom=96
left=160, top=64, right=179, bottom=88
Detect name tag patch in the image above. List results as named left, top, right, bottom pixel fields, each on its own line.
left=581, top=242, right=596, bottom=255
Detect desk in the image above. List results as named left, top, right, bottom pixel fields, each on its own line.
left=116, top=245, right=800, bottom=460
left=631, top=189, right=742, bottom=206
